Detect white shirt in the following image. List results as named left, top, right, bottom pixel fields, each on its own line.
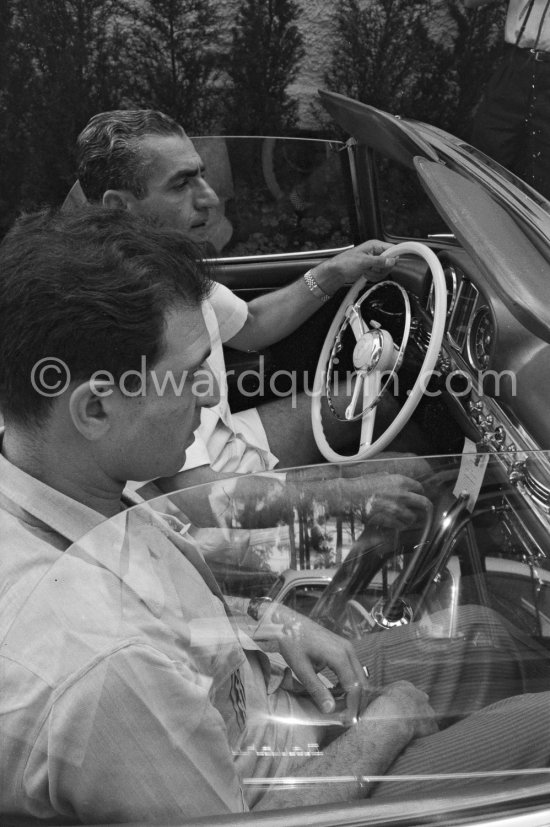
left=506, top=0, right=550, bottom=50
left=0, top=443, right=321, bottom=822
left=183, top=282, right=278, bottom=474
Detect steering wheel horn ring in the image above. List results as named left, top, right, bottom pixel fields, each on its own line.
left=312, top=242, right=447, bottom=461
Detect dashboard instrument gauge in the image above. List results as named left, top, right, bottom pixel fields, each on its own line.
left=427, top=264, right=459, bottom=317
left=468, top=306, right=495, bottom=370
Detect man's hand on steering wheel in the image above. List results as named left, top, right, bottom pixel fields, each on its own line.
left=310, top=240, right=398, bottom=297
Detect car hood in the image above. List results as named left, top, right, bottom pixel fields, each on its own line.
left=319, top=89, right=550, bottom=343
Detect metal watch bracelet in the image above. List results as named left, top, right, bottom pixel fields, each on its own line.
left=303, top=269, right=332, bottom=303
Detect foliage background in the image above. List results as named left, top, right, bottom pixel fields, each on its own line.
left=0, top=0, right=505, bottom=237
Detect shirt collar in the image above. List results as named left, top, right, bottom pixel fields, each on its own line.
left=0, top=429, right=104, bottom=544
left=0, top=430, right=169, bottom=615
left=0, top=430, right=221, bottom=617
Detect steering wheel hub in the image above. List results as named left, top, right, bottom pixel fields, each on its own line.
left=353, top=329, right=394, bottom=373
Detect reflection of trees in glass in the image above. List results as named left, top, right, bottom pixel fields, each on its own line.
left=223, top=138, right=354, bottom=255
left=225, top=0, right=304, bottom=135
left=294, top=497, right=362, bottom=571
left=209, top=472, right=369, bottom=575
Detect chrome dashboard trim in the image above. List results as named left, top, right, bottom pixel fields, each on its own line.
left=412, top=297, right=550, bottom=528
left=436, top=341, right=550, bottom=529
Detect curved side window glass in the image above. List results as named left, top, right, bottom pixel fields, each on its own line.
left=193, top=136, right=356, bottom=257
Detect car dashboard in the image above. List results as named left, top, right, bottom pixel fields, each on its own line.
left=403, top=248, right=550, bottom=550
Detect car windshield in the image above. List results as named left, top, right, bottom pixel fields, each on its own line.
left=49, top=450, right=550, bottom=824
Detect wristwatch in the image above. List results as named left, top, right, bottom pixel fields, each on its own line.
left=247, top=595, right=272, bottom=621
left=303, top=269, right=332, bottom=303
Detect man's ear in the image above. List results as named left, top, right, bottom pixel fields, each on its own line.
left=102, top=189, right=133, bottom=210
left=68, top=379, right=116, bottom=440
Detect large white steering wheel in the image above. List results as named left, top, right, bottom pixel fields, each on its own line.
left=312, top=242, right=447, bottom=462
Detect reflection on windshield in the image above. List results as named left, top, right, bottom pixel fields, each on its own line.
left=192, top=137, right=355, bottom=257
left=4, top=452, right=550, bottom=823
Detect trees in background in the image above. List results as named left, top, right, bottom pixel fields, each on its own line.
left=0, top=0, right=134, bottom=233
left=324, top=0, right=505, bottom=139
left=0, top=0, right=509, bottom=235
left=324, top=0, right=451, bottom=124
left=127, top=0, right=224, bottom=132
left=0, top=0, right=31, bottom=236
left=443, top=0, right=506, bottom=137
left=224, top=0, right=304, bottom=134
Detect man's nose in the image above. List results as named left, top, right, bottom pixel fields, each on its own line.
left=197, top=364, right=220, bottom=409
left=195, top=177, right=219, bottom=209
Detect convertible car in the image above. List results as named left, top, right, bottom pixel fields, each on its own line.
left=187, top=90, right=550, bottom=823
left=6, top=91, right=550, bottom=825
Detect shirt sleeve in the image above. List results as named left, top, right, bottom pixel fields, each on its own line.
left=32, top=642, right=246, bottom=823
left=208, top=281, right=249, bottom=343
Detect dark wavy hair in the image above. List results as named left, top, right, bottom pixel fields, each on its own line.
left=0, top=207, right=211, bottom=426
left=77, top=110, right=185, bottom=202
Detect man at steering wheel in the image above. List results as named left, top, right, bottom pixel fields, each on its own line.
left=72, top=109, right=400, bottom=498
